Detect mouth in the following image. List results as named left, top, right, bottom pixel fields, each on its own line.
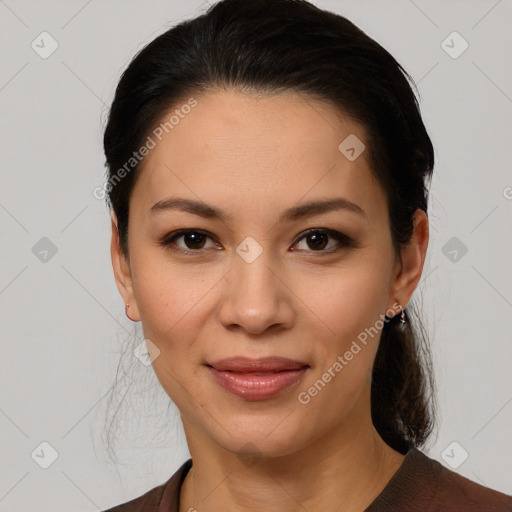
left=205, top=356, right=310, bottom=401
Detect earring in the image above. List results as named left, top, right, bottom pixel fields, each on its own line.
left=125, top=303, right=133, bottom=321
left=399, top=305, right=406, bottom=329
left=392, top=299, right=406, bottom=329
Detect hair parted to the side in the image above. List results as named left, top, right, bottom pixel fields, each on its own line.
left=103, top=0, right=436, bottom=457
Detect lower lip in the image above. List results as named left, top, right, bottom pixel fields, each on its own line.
left=207, top=366, right=308, bottom=401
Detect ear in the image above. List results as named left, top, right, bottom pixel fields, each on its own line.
left=110, top=212, right=140, bottom=322
left=387, top=209, right=429, bottom=313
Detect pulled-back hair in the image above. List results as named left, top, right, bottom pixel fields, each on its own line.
left=103, top=0, right=436, bottom=454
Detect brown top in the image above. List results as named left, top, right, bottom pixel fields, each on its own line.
left=103, top=447, right=512, bottom=511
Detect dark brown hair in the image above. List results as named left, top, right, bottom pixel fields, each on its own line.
left=103, top=0, right=436, bottom=455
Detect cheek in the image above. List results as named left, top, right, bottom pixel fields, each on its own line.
left=132, top=254, right=222, bottom=394
left=292, top=258, right=389, bottom=403
left=132, top=253, right=207, bottom=335
left=295, top=259, right=389, bottom=350
left=133, top=265, right=206, bottom=409
left=129, top=258, right=209, bottom=390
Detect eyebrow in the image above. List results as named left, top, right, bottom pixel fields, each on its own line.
left=149, top=196, right=366, bottom=222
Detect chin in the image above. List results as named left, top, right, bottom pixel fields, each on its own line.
left=208, top=413, right=311, bottom=460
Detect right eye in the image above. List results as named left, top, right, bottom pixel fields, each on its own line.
left=159, top=229, right=220, bottom=254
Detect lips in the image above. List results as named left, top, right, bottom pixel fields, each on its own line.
left=207, top=356, right=309, bottom=373
left=205, top=356, right=310, bottom=400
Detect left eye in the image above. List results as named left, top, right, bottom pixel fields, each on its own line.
left=292, top=229, right=352, bottom=252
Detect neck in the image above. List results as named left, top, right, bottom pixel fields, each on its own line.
left=179, top=403, right=405, bottom=512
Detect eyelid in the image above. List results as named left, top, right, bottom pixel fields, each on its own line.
left=292, top=228, right=354, bottom=252
left=159, top=229, right=219, bottom=254
left=159, top=228, right=355, bottom=254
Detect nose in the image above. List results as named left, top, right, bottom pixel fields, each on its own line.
left=217, top=250, right=295, bottom=336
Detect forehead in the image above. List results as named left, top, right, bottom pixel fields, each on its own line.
left=131, top=89, right=387, bottom=224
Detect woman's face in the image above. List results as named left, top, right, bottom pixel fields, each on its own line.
left=111, top=89, right=427, bottom=458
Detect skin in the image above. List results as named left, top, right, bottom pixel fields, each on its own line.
left=111, top=88, right=429, bottom=511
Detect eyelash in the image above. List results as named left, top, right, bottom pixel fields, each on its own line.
left=158, top=228, right=355, bottom=255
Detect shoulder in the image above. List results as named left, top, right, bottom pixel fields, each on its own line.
left=432, top=462, right=512, bottom=510
left=101, top=482, right=166, bottom=512
left=101, top=459, right=192, bottom=512
left=381, top=446, right=512, bottom=511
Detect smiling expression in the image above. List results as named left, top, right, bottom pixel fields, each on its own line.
left=111, top=88, right=411, bottom=457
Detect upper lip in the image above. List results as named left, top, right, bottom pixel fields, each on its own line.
left=206, top=356, right=309, bottom=373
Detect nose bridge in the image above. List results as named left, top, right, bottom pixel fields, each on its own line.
left=219, top=236, right=292, bottom=333
left=233, top=237, right=277, bottom=302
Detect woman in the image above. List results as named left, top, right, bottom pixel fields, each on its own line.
left=101, top=0, right=512, bottom=510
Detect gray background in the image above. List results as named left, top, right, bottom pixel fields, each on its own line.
left=1, top=0, right=511, bottom=510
